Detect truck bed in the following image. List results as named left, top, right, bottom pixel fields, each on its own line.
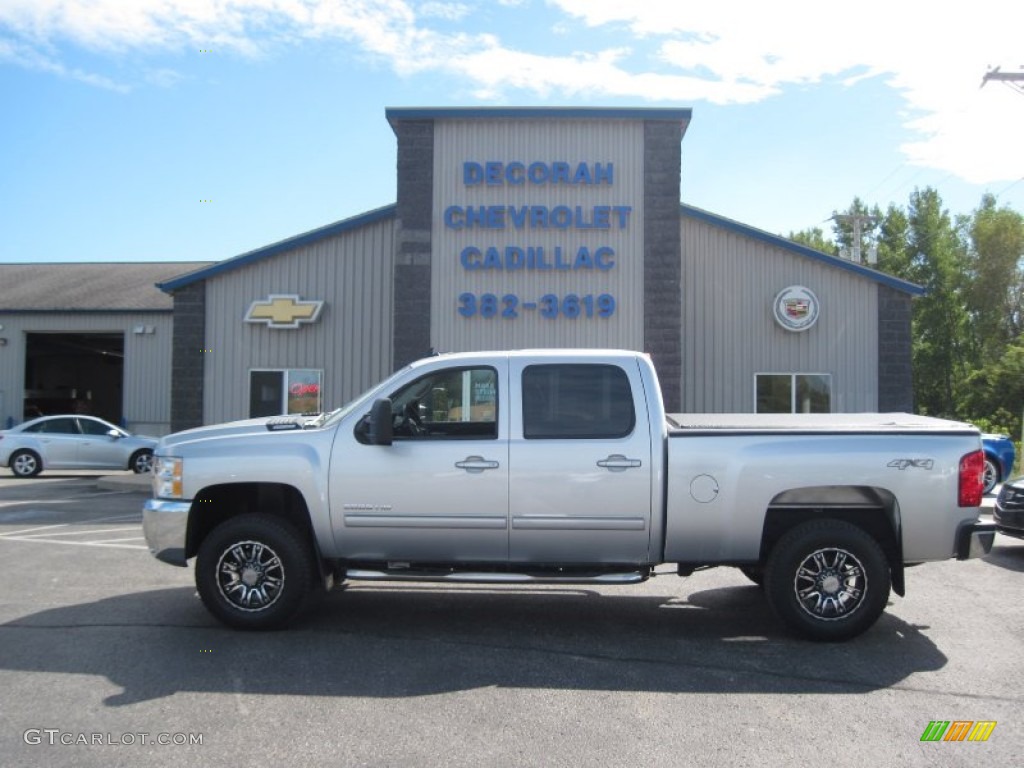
left=667, top=412, right=978, bottom=435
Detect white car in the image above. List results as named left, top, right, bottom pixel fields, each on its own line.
left=0, top=415, right=157, bottom=477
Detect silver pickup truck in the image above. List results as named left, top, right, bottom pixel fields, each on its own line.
left=143, top=349, right=994, bottom=641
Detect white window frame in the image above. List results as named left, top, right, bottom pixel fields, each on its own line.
left=754, top=373, right=832, bottom=414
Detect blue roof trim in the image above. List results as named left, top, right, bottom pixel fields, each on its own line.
left=386, top=106, right=692, bottom=131
left=679, top=204, right=925, bottom=296
left=157, top=204, right=397, bottom=292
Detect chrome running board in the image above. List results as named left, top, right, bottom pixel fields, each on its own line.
left=344, top=568, right=650, bottom=585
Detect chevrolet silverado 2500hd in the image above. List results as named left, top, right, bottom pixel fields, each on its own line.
left=143, top=350, right=994, bottom=640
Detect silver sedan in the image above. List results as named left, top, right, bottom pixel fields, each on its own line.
left=0, top=415, right=157, bottom=477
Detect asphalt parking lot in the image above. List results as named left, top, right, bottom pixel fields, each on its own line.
left=0, top=473, right=1022, bottom=767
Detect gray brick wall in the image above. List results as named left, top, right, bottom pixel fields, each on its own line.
left=393, top=120, right=434, bottom=369
left=877, top=284, right=914, bottom=412
left=170, top=281, right=206, bottom=431
left=644, top=121, right=683, bottom=412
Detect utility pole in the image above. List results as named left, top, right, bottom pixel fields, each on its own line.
left=831, top=212, right=878, bottom=264
left=982, top=66, right=1024, bottom=94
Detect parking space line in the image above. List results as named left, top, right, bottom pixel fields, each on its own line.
left=0, top=536, right=148, bottom=550
left=0, top=524, right=68, bottom=537
left=14, top=526, right=139, bottom=539
left=0, top=514, right=141, bottom=536
left=88, top=536, right=147, bottom=544
left=84, top=513, right=144, bottom=524
left=0, top=500, right=79, bottom=508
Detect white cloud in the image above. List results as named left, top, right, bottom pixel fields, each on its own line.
left=549, top=0, right=1024, bottom=184
left=417, top=2, right=471, bottom=21
left=1, top=0, right=1022, bottom=184
left=145, top=66, right=185, bottom=88
left=0, top=33, right=131, bottom=91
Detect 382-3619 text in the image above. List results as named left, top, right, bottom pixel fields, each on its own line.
left=457, top=293, right=616, bottom=319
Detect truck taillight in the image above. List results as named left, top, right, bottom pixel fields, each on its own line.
left=959, top=450, right=985, bottom=507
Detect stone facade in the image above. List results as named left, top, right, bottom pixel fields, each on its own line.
left=877, top=283, right=914, bottom=412
left=392, top=120, right=434, bottom=369
left=170, top=281, right=206, bottom=432
left=643, top=121, right=684, bottom=412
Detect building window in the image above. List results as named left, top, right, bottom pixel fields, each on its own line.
left=249, top=369, right=322, bottom=417
left=755, top=374, right=831, bottom=414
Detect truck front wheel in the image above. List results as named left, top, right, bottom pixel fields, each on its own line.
left=196, top=514, right=313, bottom=630
left=764, top=520, right=890, bottom=641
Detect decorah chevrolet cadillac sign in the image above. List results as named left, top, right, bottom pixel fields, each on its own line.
left=773, top=285, right=820, bottom=332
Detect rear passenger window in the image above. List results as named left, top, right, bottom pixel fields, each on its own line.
left=25, top=418, right=79, bottom=435
left=522, top=364, right=635, bottom=439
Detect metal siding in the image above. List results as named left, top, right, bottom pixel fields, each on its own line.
left=203, top=218, right=394, bottom=424
left=431, top=120, right=645, bottom=353
left=123, top=315, right=175, bottom=434
left=0, top=313, right=173, bottom=434
left=681, top=216, right=878, bottom=413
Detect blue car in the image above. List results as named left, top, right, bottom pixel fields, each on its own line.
left=982, top=433, right=1016, bottom=495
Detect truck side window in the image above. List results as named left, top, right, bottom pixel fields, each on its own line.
left=522, top=364, right=635, bottom=439
left=389, top=367, right=498, bottom=439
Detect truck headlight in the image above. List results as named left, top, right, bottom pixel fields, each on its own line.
left=152, top=456, right=183, bottom=499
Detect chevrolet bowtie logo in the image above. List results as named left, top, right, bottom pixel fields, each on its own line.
left=245, top=295, right=325, bottom=329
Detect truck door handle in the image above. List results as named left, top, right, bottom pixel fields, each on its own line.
left=597, top=454, right=642, bottom=471
left=455, top=456, right=500, bottom=473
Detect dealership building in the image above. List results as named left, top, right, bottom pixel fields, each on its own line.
left=0, top=108, right=921, bottom=435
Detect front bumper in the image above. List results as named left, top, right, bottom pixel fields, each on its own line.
left=955, top=519, right=996, bottom=560
left=142, top=498, right=191, bottom=566
left=993, top=503, right=1024, bottom=539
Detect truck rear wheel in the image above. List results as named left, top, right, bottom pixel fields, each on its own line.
left=764, top=520, right=890, bottom=641
left=196, top=514, right=313, bottom=630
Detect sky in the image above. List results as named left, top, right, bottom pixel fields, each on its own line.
left=1, top=0, right=1023, bottom=265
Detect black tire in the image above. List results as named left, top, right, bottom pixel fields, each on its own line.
left=764, top=520, right=891, bottom=642
left=130, top=449, right=154, bottom=474
left=983, top=458, right=999, bottom=495
left=739, top=566, right=764, bottom=586
left=195, top=514, right=314, bottom=630
left=10, top=449, right=42, bottom=478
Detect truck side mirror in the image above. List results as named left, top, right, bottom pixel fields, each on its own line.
left=368, top=398, right=393, bottom=446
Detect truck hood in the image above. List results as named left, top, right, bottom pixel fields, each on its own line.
left=157, top=415, right=320, bottom=451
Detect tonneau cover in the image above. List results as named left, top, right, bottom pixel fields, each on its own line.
left=667, top=412, right=979, bottom=434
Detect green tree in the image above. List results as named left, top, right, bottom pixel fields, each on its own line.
left=964, top=193, right=1024, bottom=363
left=959, top=340, right=1024, bottom=440
left=788, top=227, right=835, bottom=254
left=874, top=204, right=911, bottom=277
left=904, top=187, right=971, bottom=417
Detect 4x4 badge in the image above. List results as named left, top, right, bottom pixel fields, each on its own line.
left=888, top=459, right=935, bottom=471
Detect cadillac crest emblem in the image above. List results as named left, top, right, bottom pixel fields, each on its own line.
left=773, top=286, right=820, bottom=332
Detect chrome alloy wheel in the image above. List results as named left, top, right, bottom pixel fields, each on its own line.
left=793, top=547, right=867, bottom=621
left=215, top=540, right=285, bottom=612
left=12, top=452, right=40, bottom=477
left=983, top=459, right=998, bottom=495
